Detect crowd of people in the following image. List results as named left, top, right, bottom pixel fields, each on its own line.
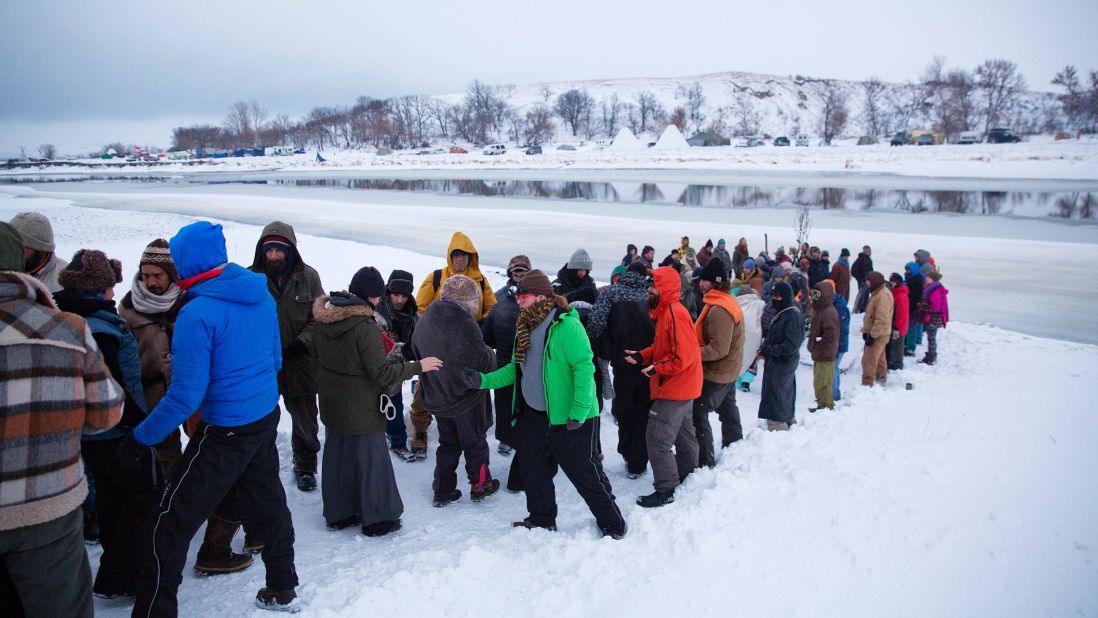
left=0, top=214, right=950, bottom=616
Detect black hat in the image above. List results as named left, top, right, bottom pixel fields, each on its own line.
left=627, top=261, right=648, bottom=276
left=698, top=257, right=726, bottom=284
left=386, top=269, right=414, bottom=295
left=349, top=266, right=385, bottom=300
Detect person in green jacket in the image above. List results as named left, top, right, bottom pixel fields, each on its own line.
left=313, top=267, right=442, bottom=537
left=461, top=270, right=626, bottom=539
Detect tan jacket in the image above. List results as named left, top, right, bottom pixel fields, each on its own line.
left=862, top=285, right=894, bottom=340
left=696, top=293, right=745, bottom=384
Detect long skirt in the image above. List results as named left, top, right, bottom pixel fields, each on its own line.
left=322, top=430, right=404, bottom=527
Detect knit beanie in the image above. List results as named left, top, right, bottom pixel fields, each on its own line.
left=515, top=269, right=554, bottom=297
left=698, top=257, right=726, bottom=284
left=0, top=222, right=24, bottom=271
left=59, top=249, right=123, bottom=292
left=349, top=266, right=385, bottom=300
left=139, top=238, right=178, bottom=281
left=385, top=269, right=414, bottom=295
left=705, top=239, right=713, bottom=248
left=261, top=234, right=292, bottom=256
left=567, top=248, right=593, bottom=271
left=506, top=254, right=531, bottom=275
left=841, top=248, right=850, bottom=257
left=439, top=274, right=481, bottom=318
left=627, top=261, right=649, bottom=276
left=743, top=258, right=756, bottom=270
left=9, top=212, right=56, bottom=253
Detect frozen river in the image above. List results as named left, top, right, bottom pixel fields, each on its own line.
left=3, top=168, right=1097, bottom=344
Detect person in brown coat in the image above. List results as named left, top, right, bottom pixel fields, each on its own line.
left=806, top=280, right=839, bottom=411
left=861, top=272, right=894, bottom=387
left=690, top=259, right=745, bottom=468
left=829, top=248, right=852, bottom=302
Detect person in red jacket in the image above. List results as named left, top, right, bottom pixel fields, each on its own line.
left=886, top=273, right=910, bottom=370
left=625, top=266, right=703, bottom=508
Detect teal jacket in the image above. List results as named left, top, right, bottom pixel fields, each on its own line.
left=479, top=308, right=598, bottom=427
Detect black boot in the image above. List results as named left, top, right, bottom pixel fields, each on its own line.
left=256, top=587, right=300, bottom=613
left=294, top=470, right=317, bottom=492
left=432, top=489, right=461, bottom=507
left=361, top=519, right=402, bottom=537
left=194, top=515, right=254, bottom=575
left=636, top=489, right=675, bottom=508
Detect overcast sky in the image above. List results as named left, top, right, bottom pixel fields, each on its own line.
left=2, top=0, right=1095, bottom=156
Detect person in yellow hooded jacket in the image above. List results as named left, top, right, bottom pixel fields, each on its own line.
left=408, top=232, right=499, bottom=458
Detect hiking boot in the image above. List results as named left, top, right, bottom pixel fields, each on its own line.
left=512, top=519, right=557, bottom=531
left=361, top=519, right=402, bottom=537
left=636, top=490, right=675, bottom=508
left=390, top=446, right=416, bottom=462
left=497, top=443, right=513, bottom=456
left=739, top=382, right=751, bottom=393
left=626, top=471, right=643, bottom=480
left=410, top=445, right=427, bottom=461
left=432, top=489, right=461, bottom=507
left=918, top=352, right=937, bottom=365
left=243, top=530, right=264, bottom=554
left=471, top=478, right=500, bottom=502
left=294, top=470, right=317, bottom=492
left=326, top=516, right=361, bottom=531
left=256, top=587, right=300, bottom=613
left=903, top=350, right=916, bottom=357
left=195, top=515, right=253, bottom=576
left=600, top=522, right=627, bottom=540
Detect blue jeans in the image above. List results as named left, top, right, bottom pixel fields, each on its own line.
left=832, top=352, right=844, bottom=401
left=384, top=391, right=407, bottom=449
left=905, top=322, right=925, bottom=354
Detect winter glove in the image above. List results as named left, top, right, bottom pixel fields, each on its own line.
left=566, top=419, right=583, bottom=431
left=283, top=339, right=307, bottom=359
left=115, top=433, right=160, bottom=489
left=863, top=333, right=875, bottom=346
left=891, top=329, right=900, bottom=341
left=626, top=351, right=644, bottom=365
left=460, top=367, right=482, bottom=390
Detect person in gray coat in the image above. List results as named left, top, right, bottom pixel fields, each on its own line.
left=8, top=211, right=67, bottom=293
left=757, top=281, right=805, bottom=430
left=712, top=238, right=733, bottom=280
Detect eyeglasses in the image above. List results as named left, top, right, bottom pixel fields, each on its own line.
left=379, top=394, right=397, bottom=421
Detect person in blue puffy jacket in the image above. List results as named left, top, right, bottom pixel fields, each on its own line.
left=121, top=221, right=301, bottom=615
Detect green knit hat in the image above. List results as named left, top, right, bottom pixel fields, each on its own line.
left=0, top=222, right=25, bottom=271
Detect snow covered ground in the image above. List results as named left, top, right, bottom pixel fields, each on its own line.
left=7, top=139, right=1098, bottom=181
left=2, top=191, right=1096, bottom=617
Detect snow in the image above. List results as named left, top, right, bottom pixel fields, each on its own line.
left=3, top=188, right=1097, bottom=616
left=653, top=124, right=690, bottom=150
left=609, top=127, right=644, bottom=151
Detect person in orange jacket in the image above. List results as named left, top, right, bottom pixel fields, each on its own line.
left=625, top=266, right=703, bottom=508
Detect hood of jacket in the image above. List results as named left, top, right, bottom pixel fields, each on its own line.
left=444, top=231, right=482, bottom=276
left=313, top=295, right=374, bottom=336
left=914, top=249, right=931, bottom=265
left=891, top=284, right=910, bottom=300
left=811, top=280, right=835, bottom=308
left=770, top=280, right=794, bottom=311
left=187, top=263, right=269, bottom=306
left=251, top=220, right=306, bottom=275
left=904, top=261, right=924, bottom=282
left=170, top=221, right=228, bottom=280
left=650, top=266, right=680, bottom=316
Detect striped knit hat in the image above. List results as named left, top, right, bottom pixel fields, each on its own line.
left=139, top=238, right=178, bottom=281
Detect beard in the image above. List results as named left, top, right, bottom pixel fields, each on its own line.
left=646, top=292, right=660, bottom=311
left=266, top=257, right=287, bottom=273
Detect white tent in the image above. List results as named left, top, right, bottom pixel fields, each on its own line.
left=609, top=127, right=645, bottom=151
left=654, top=125, right=690, bottom=150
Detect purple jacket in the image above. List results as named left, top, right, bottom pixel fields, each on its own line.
left=922, top=282, right=949, bottom=326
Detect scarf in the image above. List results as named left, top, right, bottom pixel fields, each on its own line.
left=694, top=289, right=743, bottom=344
left=513, top=298, right=556, bottom=365
left=130, top=274, right=182, bottom=314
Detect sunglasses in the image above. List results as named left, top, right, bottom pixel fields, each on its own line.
left=379, top=394, right=397, bottom=421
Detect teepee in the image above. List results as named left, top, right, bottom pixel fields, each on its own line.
left=653, top=124, right=690, bottom=150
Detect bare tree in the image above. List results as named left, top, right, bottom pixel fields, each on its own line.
left=944, top=69, right=978, bottom=134
left=975, top=59, right=1027, bottom=134
left=732, top=94, right=761, bottom=136
left=555, top=88, right=594, bottom=136
left=818, top=81, right=849, bottom=144
left=599, top=94, right=623, bottom=137
left=1053, top=65, right=1091, bottom=130
left=37, top=143, right=58, bottom=159
left=861, top=78, right=887, bottom=136
left=668, top=107, right=686, bottom=131
left=887, top=81, right=929, bottom=133
left=246, top=101, right=268, bottom=146
left=635, top=90, right=662, bottom=133
left=793, top=203, right=812, bottom=246
left=677, top=81, right=706, bottom=133
left=224, top=101, right=252, bottom=138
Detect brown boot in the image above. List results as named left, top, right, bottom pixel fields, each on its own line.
left=194, top=515, right=253, bottom=575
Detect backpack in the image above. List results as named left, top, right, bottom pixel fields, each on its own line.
left=431, top=269, right=487, bottom=294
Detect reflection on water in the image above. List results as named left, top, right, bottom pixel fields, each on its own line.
left=2, top=175, right=1095, bottom=220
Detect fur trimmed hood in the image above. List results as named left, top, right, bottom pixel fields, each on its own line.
left=313, top=295, right=374, bottom=324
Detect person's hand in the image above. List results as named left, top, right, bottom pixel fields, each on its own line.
left=641, top=365, right=655, bottom=378
left=891, top=329, right=900, bottom=341
left=863, top=333, right=874, bottom=346
left=115, top=433, right=159, bottom=488
left=283, top=339, right=307, bottom=359
left=566, top=419, right=582, bottom=431
left=420, top=357, right=444, bottom=372
left=624, top=350, right=643, bottom=365
left=460, top=367, right=482, bottom=389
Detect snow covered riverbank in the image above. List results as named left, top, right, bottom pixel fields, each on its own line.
left=2, top=193, right=1095, bottom=617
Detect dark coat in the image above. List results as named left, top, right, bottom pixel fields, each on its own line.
left=758, top=283, right=804, bottom=424
left=482, top=282, right=520, bottom=369
left=411, top=299, right=496, bottom=418
left=313, top=296, right=421, bottom=435
left=553, top=265, right=598, bottom=304
left=850, top=253, right=873, bottom=285
left=597, top=284, right=654, bottom=405
left=375, top=295, right=418, bottom=361
left=250, top=221, right=324, bottom=397
left=807, top=258, right=829, bottom=288
left=834, top=293, right=851, bottom=355
left=807, top=283, right=839, bottom=362
left=118, top=291, right=183, bottom=412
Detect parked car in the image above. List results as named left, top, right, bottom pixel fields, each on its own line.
left=986, top=128, right=1021, bottom=143
left=956, top=131, right=980, bottom=145
left=773, top=136, right=790, bottom=147
left=448, top=146, right=468, bottom=154
left=916, top=134, right=935, bottom=146
left=417, top=147, right=445, bottom=155
left=890, top=132, right=909, bottom=146
left=483, top=144, right=507, bottom=155
left=557, top=144, right=576, bottom=151
left=857, top=136, right=879, bottom=145
left=794, top=134, right=810, bottom=147
left=525, top=145, right=542, bottom=155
